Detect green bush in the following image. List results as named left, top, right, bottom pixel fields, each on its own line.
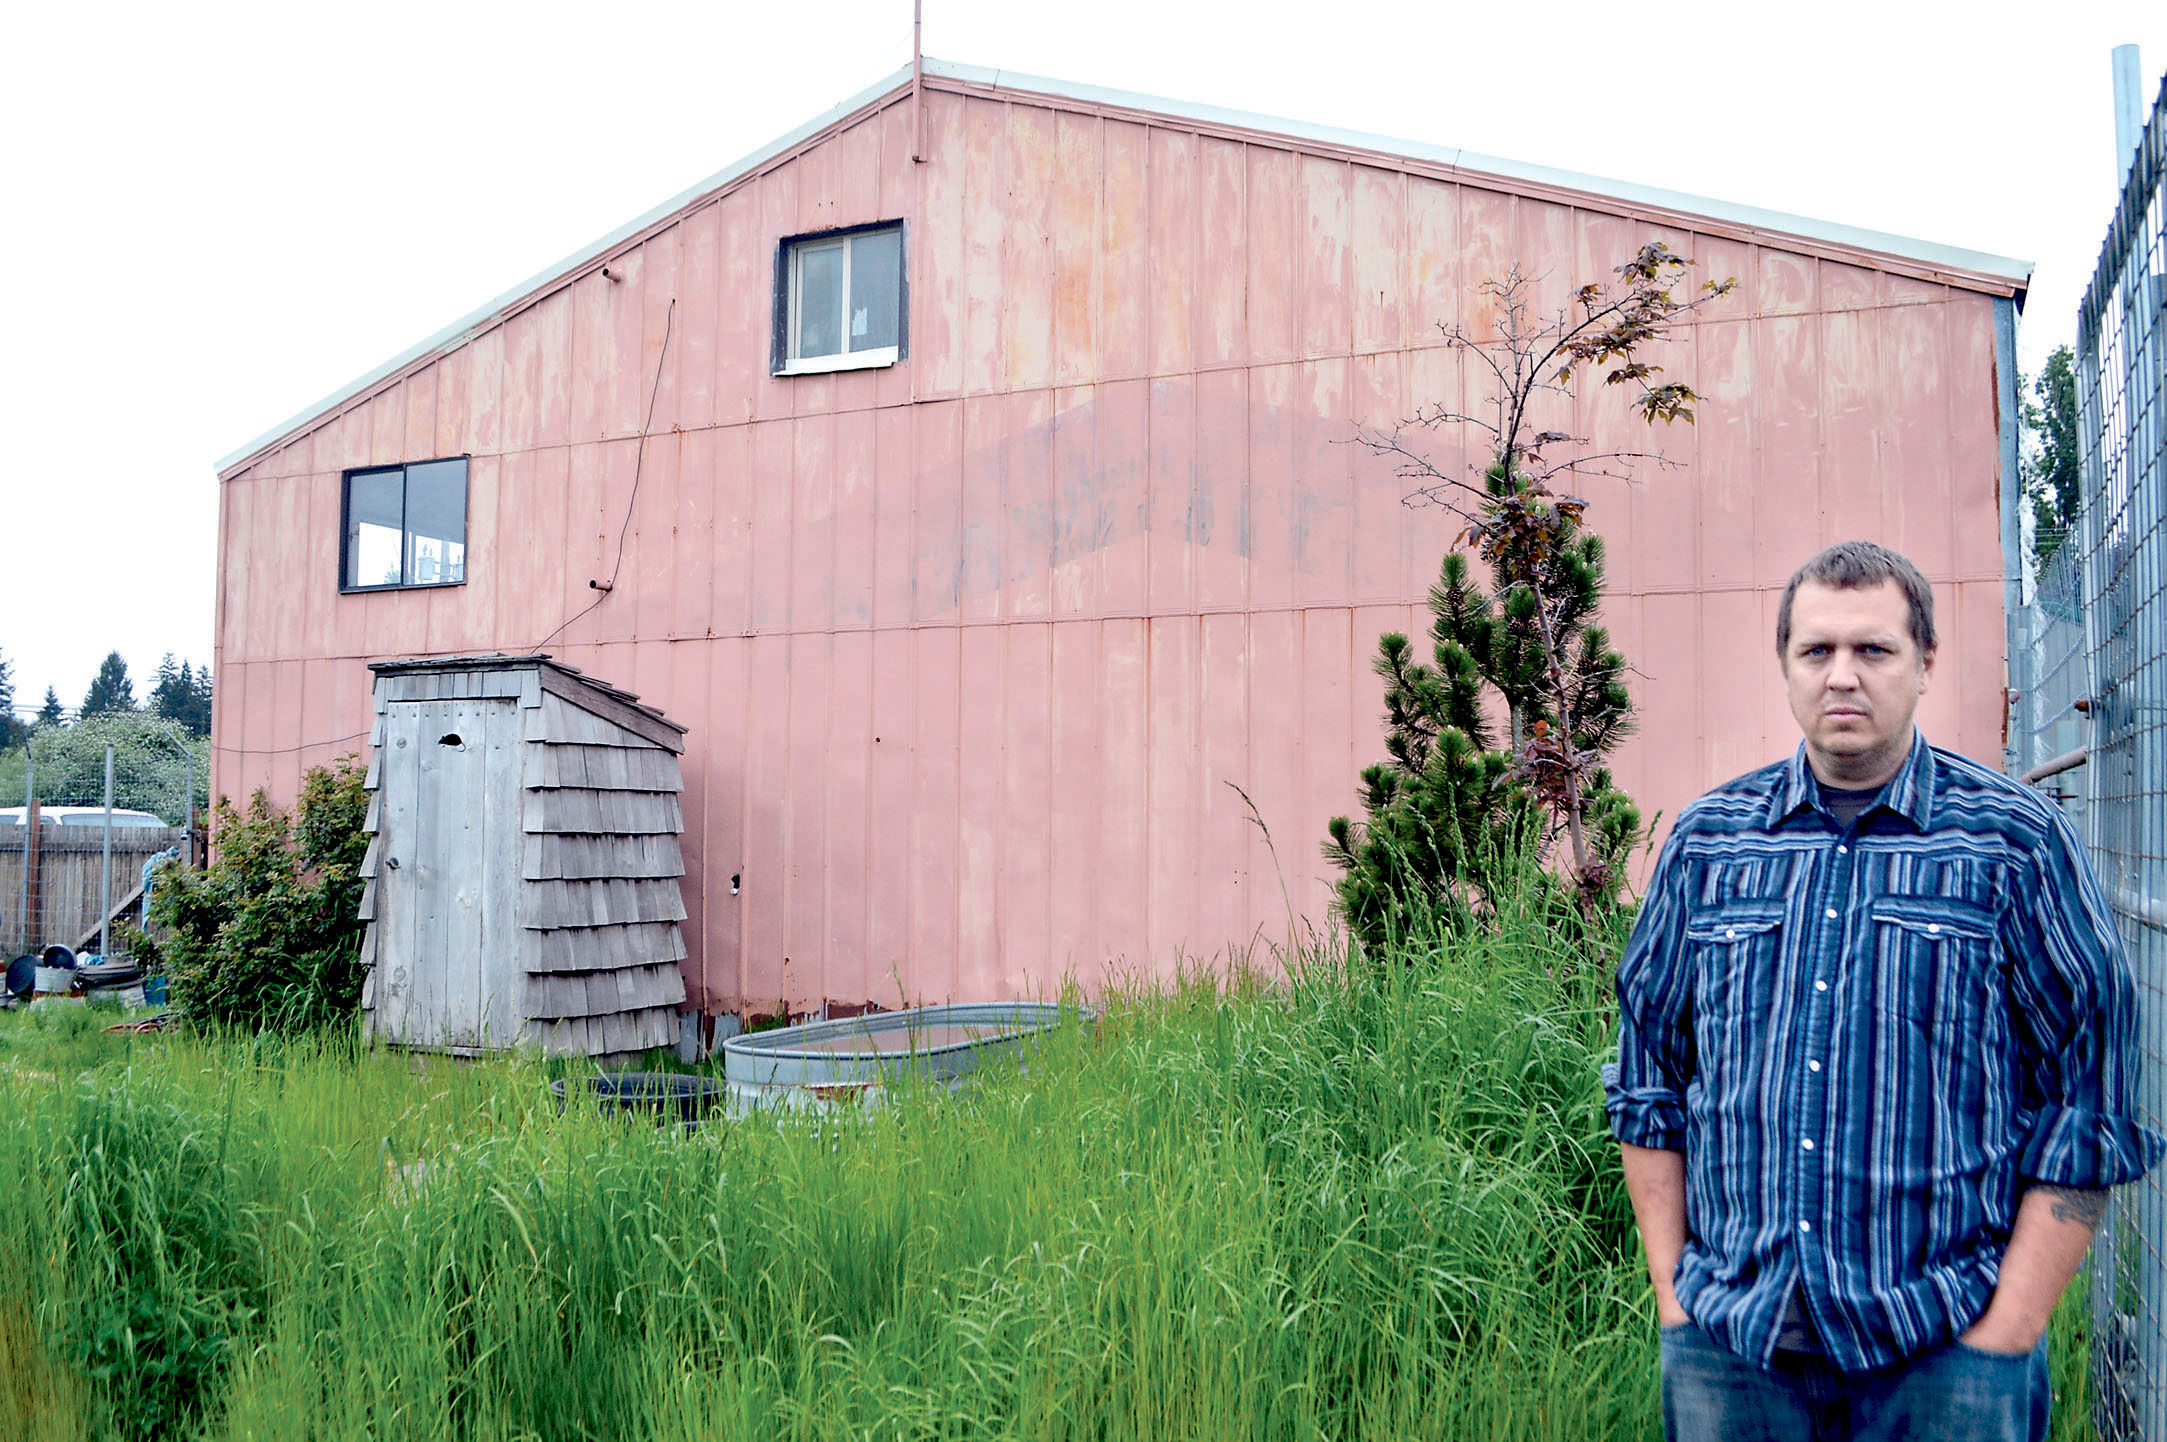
left=147, top=759, right=369, bottom=1034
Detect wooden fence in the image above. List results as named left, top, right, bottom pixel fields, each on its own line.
left=0, top=824, right=189, bottom=956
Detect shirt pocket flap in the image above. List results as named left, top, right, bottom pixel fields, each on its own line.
left=1685, top=900, right=1786, bottom=944
left=1866, top=894, right=1995, bottom=941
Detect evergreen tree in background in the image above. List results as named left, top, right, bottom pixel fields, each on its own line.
left=37, top=687, right=65, bottom=728
left=80, top=651, right=137, bottom=717
left=191, top=667, right=215, bottom=737
left=0, top=648, right=19, bottom=750
left=151, top=655, right=215, bottom=738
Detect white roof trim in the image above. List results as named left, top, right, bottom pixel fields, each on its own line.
left=219, top=55, right=2032, bottom=476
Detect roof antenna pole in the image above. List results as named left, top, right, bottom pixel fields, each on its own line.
left=911, top=0, right=928, bottom=164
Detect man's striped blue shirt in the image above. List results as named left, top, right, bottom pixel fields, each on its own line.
left=1604, top=735, right=2163, bottom=1371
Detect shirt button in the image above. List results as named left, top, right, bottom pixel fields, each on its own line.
left=1824, top=907, right=1839, bottom=920
left=1927, top=923, right=1941, bottom=935
left=1799, top=1220, right=1812, bottom=1233
left=1801, top=1138, right=1815, bottom=1151
left=1724, top=928, right=1736, bottom=940
left=1808, top=1060, right=1823, bottom=1072
left=1815, top=980, right=1829, bottom=992
left=1837, top=845, right=1848, bottom=856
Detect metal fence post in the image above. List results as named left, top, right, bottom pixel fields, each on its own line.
left=15, top=749, right=29, bottom=955
left=99, top=743, right=113, bottom=958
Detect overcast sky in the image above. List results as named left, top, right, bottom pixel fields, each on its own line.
left=4, top=0, right=2162, bottom=714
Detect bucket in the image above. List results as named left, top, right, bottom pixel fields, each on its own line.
left=33, top=966, right=77, bottom=997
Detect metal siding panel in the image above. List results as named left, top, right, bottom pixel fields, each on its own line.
left=369, top=388, right=405, bottom=468
left=532, top=288, right=573, bottom=450
left=708, top=423, right=751, bottom=639
left=711, top=189, right=762, bottom=427
left=956, top=624, right=1003, bottom=1001
left=913, top=401, right=965, bottom=623
left=1300, top=609, right=1356, bottom=924
left=961, top=97, right=1007, bottom=397
left=1146, top=614, right=1197, bottom=971
left=1003, top=103, right=1057, bottom=392
left=1052, top=111, right=1101, bottom=388
left=783, top=633, right=831, bottom=1001
left=1882, top=300, right=1955, bottom=582
left=1819, top=306, right=1884, bottom=546
left=1296, top=360, right=1352, bottom=608
left=1097, top=379, right=1150, bottom=616
left=604, top=245, right=648, bottom=438
left=1753, top=314, right=1823, bottom=589
left=1697, top=319, right=1758, bottom=593
left=1198, top=611, right=1253, bottom=960
left=501, top=307, right=540, bottom=456
left=824, top=630, right=873, bottom=1006
left=832, top=408, right=877, bottom=631
left=1098, top=619, right=1148, bottom=980
left=1051, top=386, right=1099, bottom=619
left=669, top=429, right=716, bottom=641
left=630, top=434, right=682, bottom=644
left=1246, top=146, right=1297, bottom=367
left=916, top=89, right=967, bottom=399
left=1299, top=156, right=1351, bottom=358
left=1351, top=165, right=1403, bottom=354
left=1405, top=177, right=1460, bottom=348
left=1946, top=294, right=2005, bottom=583
left=740, top=634, right=789, bottom=1004
left=1048, top=621, right=1101, bottom=988
left=1701, top=589, right=1771, bottom=787
left=791, top=414, right=836, bottom=632
left=641, top=225, right=683, bottom=435
left=1197, top=138, right=1247, bottom=370
left=748, top=419, right=791, bottom=633
left=1350, top=354, right=1404, bottom=602
left=1147, top=377, right=1195, bottom=617
left=1149, top=126, right=1197, bottom=377
left=863, top=632, right=913, bottom=1010
left=1246, top=608, right=1302, bottom=951
left=960, top=395, right=1003, bottom=624
left=1100, top=120, right=1149, bottom=379
left=1194, top=368, right=1250, bottom=613
left=997, top=623, right=1050, bottom=997
left=1248, top=364, right=1297, bottom=613
left=677, top=206, right=718, bottom=447
left=1000, top=389, right=1054, bottom=622
left=910, top=626, right=962, bottom=1001
left=465, top=326, right=504, bottom=459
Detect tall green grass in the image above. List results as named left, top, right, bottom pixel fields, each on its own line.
left=0, top=894, right=2093, bottom=1441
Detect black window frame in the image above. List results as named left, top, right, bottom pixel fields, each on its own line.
left=771, top=219, right=908, bottom=375
left=338, top=455, right=472, bottom=593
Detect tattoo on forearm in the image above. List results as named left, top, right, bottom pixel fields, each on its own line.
left=2037, top=1185, right=2110, bottom=1230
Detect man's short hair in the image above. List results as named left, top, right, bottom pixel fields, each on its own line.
left=1775, top=541, right=1937, bottom=661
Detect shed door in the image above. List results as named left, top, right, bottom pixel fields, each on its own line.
left=373, top=697, right=524, bottom=1050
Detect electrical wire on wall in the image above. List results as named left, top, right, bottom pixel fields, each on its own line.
left=535, top=296, right=677, bottom=652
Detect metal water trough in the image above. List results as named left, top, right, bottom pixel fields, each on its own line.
left=720, top=1002, right=1089, bottom=1105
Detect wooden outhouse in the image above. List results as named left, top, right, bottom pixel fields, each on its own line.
left=358, top=654, right=689, bottom=1057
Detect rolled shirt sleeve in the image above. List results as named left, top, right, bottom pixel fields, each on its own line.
left=1606, top=823, right=1697, bottom=1151
left=2000, top=809, right=2167, bottom=1188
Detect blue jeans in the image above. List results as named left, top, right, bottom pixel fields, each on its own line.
left=1660, top=1323, right=2051, bottom=1442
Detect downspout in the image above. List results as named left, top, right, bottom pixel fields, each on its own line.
left=1995, top=295, right=2024, bottom=777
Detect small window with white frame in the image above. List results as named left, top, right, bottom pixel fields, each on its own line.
left=775, top=222, right=904, bottom=375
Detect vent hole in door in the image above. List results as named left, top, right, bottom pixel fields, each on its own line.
left=438, top=733, right=464, bottom=748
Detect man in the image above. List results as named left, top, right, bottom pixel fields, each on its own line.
left=1605, top=541, right=2162, bottom=1442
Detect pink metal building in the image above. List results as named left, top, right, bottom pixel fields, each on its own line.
left=214, top=60, right=2030, bottom=1021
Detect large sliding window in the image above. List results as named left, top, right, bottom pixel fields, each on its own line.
left=341, top=457, right=468, bottom=591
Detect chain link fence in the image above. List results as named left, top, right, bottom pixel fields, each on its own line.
left=2013, top=67, right=2167, bottom=1442
left=1, top=713, right=206, bottom=970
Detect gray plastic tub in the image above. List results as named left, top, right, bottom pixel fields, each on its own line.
left=720, top=1002, right=1089, bottom=1104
